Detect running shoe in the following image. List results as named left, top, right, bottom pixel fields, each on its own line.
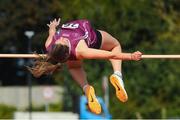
left=110, top=74, right=128, bottom=102
left=85, top=85, right=101, bottom=114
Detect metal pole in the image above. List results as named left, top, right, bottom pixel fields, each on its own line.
left=141, top=55, right=180, bottom=59
left=25, top=31, right=34, bottom=120
left=0, top=54, right=180, bottom=59
left=27, top=38, right=32, bottom=120
left=0, top=54, right=46, bottom=58
left=27, top=66, right=32, bottom=120
left=102, top=76, right=109, bottom=109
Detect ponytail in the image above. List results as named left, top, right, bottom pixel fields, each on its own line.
left=27, top=54, right=62, bottom=78
left=27, top=44, right=69, bottom=78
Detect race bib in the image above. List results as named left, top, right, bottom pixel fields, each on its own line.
left=62, top=23, right=79, bottom=29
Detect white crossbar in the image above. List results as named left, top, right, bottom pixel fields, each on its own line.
left=142, top=55, right=180, bottom=59
left=0, top=54, right=46, bottom=58
left=0, top=54, right=180, bottom=59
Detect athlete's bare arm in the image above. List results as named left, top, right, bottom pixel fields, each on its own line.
left=45, top=18, right=61, bottom=48
left=76, top=40, right=142, bottom=61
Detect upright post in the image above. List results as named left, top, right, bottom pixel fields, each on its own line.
left=24, top=31, right=34, bottom=120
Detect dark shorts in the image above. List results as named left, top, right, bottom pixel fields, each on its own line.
left=94, top=29, right=102, bottom=49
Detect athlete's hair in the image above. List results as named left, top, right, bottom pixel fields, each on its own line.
left=49, top=44, right=70, bottom=63
left=27, top=44, right=69, bottom=78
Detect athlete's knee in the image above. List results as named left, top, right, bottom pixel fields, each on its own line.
left=114, top=44, right=122, bottom=52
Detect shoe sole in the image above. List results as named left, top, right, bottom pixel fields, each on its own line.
left=110, top=75, right=128, bottom=102
left=86, top=86, right=101, bottom=114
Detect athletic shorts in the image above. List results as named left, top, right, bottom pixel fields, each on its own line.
left=94, top=29, right=102, bottom=49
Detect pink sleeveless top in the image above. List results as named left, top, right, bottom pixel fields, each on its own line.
left=46, top=19, right=99, bottom=60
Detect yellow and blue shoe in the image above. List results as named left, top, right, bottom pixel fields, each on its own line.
left=110, top=74, right=128, bottom=102
left=85, top=85, right=101, bottom=114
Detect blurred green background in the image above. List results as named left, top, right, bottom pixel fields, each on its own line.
left=0, top=0, right=179, bottom=119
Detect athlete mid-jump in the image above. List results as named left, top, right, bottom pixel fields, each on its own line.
left=28, top=18, right=142, bottom=114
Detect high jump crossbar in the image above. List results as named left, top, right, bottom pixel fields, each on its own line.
left=0, top=54, right=46, bottom=58
left=0, top=54, right=180, bottom=59
left=142, top=55, right=180, bottom=59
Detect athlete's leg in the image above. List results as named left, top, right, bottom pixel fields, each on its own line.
left=98, top=30, right=122, bottom=72
left=99, top=30, right=128, bottom=102
left=66, top=60, right=101, bottom=114
left=66, top=60, right=88, bottom=88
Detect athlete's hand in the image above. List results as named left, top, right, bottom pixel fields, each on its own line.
left=47, top=18, right=61, bottom=35
left=131, top=51, right=142, bottom=61
left=47, top=18, right=61, bottom=28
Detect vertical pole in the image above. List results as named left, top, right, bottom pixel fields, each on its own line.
left=27, top=37, right=32, bottom=120
left=45, top=102, right=49, bottom=112
left=25, top=31, right=34, bottom=120
left=27, top=68, right=32, bottom=120
left=102, top=76, right=109, bottom=109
